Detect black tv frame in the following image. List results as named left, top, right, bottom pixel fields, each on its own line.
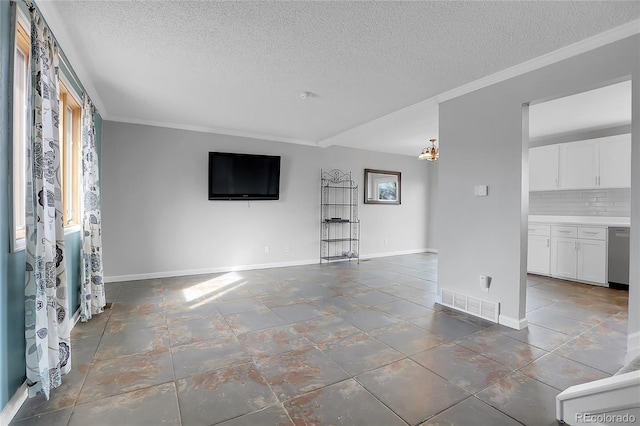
left=208, top=152, right=281, bottom=201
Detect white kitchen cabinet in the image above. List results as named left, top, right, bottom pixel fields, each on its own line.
left=527, top=224, right=551, bottom=275
left=577, top=239, right=607, bottom=284
left=549, top=225, right=607, bottom=285
left=529, top=145, right=559, bottom=191
left=598, top=135, right=632, bottom=188
left=530, top=134, right=631, bottom=191
left=558, top=140, right=599, bottom=190
left=551, top=236, right=578, bottom=279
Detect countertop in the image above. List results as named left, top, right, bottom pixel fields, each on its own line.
left=529, top=215, right=630, bottom=227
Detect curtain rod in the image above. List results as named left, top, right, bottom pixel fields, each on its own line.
left=20, top=0, right=33, bottom=10
left=17, top=0, right=96, bottom=114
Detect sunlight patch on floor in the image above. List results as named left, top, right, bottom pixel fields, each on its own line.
left=182, top=272, right=244, bottom=303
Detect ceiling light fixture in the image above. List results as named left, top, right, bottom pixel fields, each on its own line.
left=418, top=138, right=439, bottom=161
left=300, top=91, right=313, bottom=99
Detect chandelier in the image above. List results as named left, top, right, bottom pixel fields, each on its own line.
left=418, top=138, right=439, bottom=161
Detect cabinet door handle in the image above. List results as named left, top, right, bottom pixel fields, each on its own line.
left=547, top=238, right=549, bottom=248
left=595, top=176, right=598, bottom=186
left=583, top=231, right=598, bottom=235
left=559, top=230, right=571, bottom=233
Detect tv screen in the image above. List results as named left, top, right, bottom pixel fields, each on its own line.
left=208, top=152, right=281, bottom=200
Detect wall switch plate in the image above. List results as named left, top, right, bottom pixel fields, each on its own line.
left=474, top=185, right=489, bottom=197
left=264, top=246, right=270, bottom=254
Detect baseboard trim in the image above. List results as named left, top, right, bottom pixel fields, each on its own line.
left=360, top=248, right=431, bottom=260
left=105, top=259, right=320, bottom=283
left=72, top=307, right=80, bottom=328
left=105, top=249, right=435, bottom=283
left=499, top=314, right=528, bottom=330
left=626, top=331, right=640, bottom=365
left=0, top=381, right=27, bottom=426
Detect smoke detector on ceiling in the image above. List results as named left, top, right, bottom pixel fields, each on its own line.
left=300, top=91, right=313, bottom=99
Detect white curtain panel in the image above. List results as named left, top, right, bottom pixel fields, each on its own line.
left=24, top=7, right=71, bottom=399
left=80, top=95, right=106, bottom=322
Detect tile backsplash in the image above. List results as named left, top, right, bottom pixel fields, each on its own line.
left=530, top=188, right=630, bottom=217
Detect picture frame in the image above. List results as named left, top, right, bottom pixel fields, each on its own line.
left=364, top=169, right=401, bottom=204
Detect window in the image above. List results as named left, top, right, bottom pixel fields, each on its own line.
left=11, top=13, right=83, bottom=252
left=59, top=80, right=82, bottom=228
left=11, top=18, right=29, bottom=251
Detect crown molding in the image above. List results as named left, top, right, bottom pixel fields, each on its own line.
left=317, top=98, right=438, bottom=148
left=319, top=19, right=640, bottom=148
left=34, top=0, right=639, bottom=148
left=105, top=115, right=318, bottom=147
left=436, top=19, right=640, bottom=105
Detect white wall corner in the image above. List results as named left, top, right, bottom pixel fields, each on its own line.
left=498, top=314, right=528, bottom=330
left=0, top=381, right=27, bottom=426
left=626, top=331, right=640, bottom=365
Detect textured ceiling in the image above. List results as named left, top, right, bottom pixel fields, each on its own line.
left=39, top=1, right=640, bottom=155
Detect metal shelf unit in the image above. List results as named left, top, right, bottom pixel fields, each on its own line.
left=320, top=169, right=360, bottom=264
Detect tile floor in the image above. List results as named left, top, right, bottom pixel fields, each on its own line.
left=11, top=253, right=629, bottom=425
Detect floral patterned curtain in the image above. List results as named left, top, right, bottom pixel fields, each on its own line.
left=80, top=95, right=105, bottom=322
left=24, top=7, right=71, bottom=399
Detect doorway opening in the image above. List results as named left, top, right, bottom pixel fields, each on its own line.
left=522, top=79, right=632, bottom=372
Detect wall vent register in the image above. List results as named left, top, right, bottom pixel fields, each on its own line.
left=440, top=288, right=499, bottom=323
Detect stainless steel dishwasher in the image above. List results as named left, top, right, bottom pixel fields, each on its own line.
left=608, top=227, right=630, bottom=289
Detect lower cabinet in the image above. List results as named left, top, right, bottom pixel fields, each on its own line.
left=550, top=236, right=578, bottom=279
left=527, top=225, right=550, bottom=275
left=577, top=239, right=607, bottom=284
left=549, top=225, right=607, bottom=286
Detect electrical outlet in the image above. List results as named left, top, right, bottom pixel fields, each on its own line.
left=264, top=246, right=270, bottom=254
left=479, top=275, right=491, bottom=292
left=285, top=244, right=291, bottom=253
left=384, top=238, right=388, bottom=245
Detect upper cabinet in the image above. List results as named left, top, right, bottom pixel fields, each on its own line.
left=529, top=144, right=559, bottom=191
left=598, top=135, right=632, bottom=188
left=530, top=134, right=631, bottom=191
left=558, top=139, right=599, bottom=189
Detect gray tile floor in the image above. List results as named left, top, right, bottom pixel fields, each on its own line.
left=11, top=253, right=629, bottom=425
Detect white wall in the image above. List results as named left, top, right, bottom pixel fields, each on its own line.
left=426, top=160, right=439, bottom=249
left=101, top=121, right=432, bottom=280
left=438, top=35, right=639, bottom=333
left=629, top=47, right=640, bottom=362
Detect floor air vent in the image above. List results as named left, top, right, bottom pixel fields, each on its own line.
left=440, top=288, right=499, bottom=323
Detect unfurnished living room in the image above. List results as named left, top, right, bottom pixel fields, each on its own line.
left=0, top=1, right=639, bottom=426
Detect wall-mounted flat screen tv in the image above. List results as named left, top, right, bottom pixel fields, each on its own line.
left=208, top=152, right=281, bottom=200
